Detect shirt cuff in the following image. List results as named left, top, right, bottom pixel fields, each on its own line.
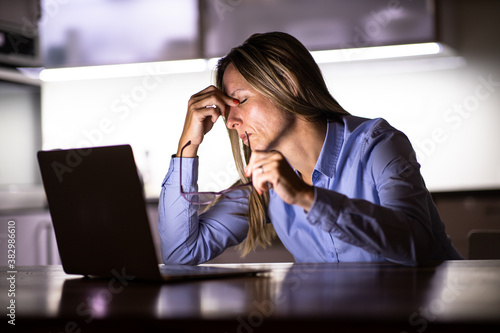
left=162, top=156, right=199, bottom=188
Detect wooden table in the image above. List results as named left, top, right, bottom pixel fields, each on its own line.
left=2, top=261, right=500, bottom=332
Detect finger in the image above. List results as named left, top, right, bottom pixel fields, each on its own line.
left=251, top=164, right=276, bottom=195
left=203, top=103, right=226, bottom=122
left=203, top=96, right=239, bottom=117
left=244, top=151, right=277, bottom=177
left=188, top=98, right=225, bottom=124
left=244, top=153, right=273, bottom=187
left=189, top=105, right=223, bottom=125
left=190, top=86, right=239, bottom=116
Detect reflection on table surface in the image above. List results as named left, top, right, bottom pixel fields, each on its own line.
left=2, top=261, right=500, bottom=332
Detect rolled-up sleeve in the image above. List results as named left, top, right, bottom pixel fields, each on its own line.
left=158, top=157, right=249, bottom=265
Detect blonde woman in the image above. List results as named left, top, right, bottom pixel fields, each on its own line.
left=158, top=32, right=462, bottom=266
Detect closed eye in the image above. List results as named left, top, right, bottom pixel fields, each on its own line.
left=238, top=98, right=248, bottom=105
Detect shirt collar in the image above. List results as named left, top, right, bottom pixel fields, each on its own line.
left=314, top=120, right=344, bottom=179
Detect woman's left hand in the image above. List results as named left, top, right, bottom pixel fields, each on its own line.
left=245, top=150, right=315, bottom=211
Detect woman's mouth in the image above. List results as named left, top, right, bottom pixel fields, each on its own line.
left=240, top=132, right=251, bottom=146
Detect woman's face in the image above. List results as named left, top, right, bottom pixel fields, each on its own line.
left=223, top=63, right=296, bottom=151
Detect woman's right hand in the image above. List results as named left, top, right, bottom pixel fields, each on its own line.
left=176, top=85, right=239, bottom=157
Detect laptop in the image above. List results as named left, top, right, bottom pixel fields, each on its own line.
left=37, top=145, right=265, bottom=282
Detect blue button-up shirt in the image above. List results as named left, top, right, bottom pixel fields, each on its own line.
left=158, top=116, right=462, bottom=266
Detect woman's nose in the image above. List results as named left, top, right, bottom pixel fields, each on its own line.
left=225, top=107, right=242, bottom=129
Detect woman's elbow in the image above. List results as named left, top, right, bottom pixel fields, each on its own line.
left=402, top=235, right=435, bottom=267
left=161, top=244, right=199, bottom=265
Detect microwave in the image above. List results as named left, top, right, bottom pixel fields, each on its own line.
left=0, top=0, right=40, bottom=67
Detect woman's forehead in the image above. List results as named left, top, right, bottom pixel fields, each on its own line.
left=222, top=63, right=251, bottom=95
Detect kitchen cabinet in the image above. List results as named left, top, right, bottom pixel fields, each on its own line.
left=0, top=209, right=59, bottom=266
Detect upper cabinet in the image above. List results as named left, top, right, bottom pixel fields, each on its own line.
left=202, top=0, right=436, bottom=58
left=21, top=0, right=438, bottom=68
left=39, top=0, right=199, bottom=67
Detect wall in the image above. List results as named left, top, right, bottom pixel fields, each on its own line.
left=0, top=82, right=41, bottom=186
left=41, top=53, right=500, bottom=198
left=0, top=81, right=44, bottom=211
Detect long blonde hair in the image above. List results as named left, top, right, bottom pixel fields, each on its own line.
left=215, top=32, right=350, bottom=256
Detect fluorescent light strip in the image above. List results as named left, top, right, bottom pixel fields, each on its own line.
left=39, top=58, right=208, bottom=82
left=312, top=42, right=442, bottom=64
left=39, top=43, right=443, bottom=82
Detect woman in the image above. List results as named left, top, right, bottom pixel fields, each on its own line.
left=158, top=32, right=462, bottom=266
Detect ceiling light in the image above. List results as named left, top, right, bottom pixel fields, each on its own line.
left=39, top=42, right=445, bottom=82
left=39, top=59, right=208, bottom=82
left=312, top=42, right=442, bottom=64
